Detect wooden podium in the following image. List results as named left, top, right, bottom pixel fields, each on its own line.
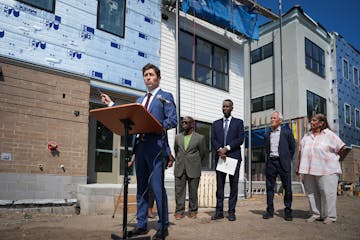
left=90, top=103, right=163, bottom=240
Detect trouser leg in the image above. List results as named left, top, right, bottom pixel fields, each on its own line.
left=265, top=161, right=278, bottom=214
left=303, top=174, right=321, bottom=217
left=152, top=160, right=169, bottom=230
left=279, top=168, right=292, bottom=213
left=318, top=174, right=338, bottom=220
left=175, top=173, right=187, bottom=215
left=228, top=161, right=240, bottom=213
left=188, top=176, right=200, bottom=214
left=215, top=170, right=226, bottom=214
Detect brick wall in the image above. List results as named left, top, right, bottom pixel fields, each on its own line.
left=0, top=61, right=90, bottom=199
left=341, top=147, right=360, bottom=182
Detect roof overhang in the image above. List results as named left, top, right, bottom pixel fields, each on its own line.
left=236, top=0, right=279, bottom=21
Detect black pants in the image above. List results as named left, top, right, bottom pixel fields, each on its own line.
left=215, top=160, right=241, bottom=214
left=148, top=186, right=154, bottom=208
left=265, top=158, right=292, bottom=214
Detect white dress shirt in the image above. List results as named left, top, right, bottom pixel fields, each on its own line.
left=270, top=126, right=281, bottom=157
left=141, top=86, right=160, bottom=109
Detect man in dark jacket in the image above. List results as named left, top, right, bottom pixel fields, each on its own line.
left=211, top=99, right=244, bottom=222
left=263, top=111, right=295, bottom=221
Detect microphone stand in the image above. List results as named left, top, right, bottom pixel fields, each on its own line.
left=160, top=101, right=167, bottom=240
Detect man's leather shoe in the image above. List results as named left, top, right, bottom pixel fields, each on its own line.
left=153, top=229, right=169, bottom=240
left=175, top=214, right=184, bottom=220
left=211, top=213, right=224, bottom=220
left=262, top=212, right=274, bottom=219
left=284, top=213, right=293, bottom=221
left=189, top=213, right=197, bottom=219
left=228, top=213, right=236, bottom=221
left=128, top=227, right=148, bottom=237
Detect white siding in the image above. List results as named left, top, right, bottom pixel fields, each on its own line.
left=160, top=12, right=244, bottom=122
left=160, top=11, right=245, bottom=180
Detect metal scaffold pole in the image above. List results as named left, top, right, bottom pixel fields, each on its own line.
left=248, top=40, right=252, bottom=198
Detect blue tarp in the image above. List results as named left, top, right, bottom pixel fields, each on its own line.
left=182, top=0, right=259, bottom=40
left=244, top=128, right=267, bottom=148
left=245, top=124, right=291, bottom=148
left=233, top=5, right=259, bottom=40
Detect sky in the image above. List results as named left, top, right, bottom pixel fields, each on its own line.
left=255, top=0, right=360, bottom=51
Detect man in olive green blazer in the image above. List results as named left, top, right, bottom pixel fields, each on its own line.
left=174, top=116, right=207, bottom=219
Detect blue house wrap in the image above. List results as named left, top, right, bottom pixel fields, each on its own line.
left=182, top=0, right=259, bottom=40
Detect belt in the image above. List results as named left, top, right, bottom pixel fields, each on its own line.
left=139, top=133, right=162, bottom=141
left=269, top=156, right=280, bottom=160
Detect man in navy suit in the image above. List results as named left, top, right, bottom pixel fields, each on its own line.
left=263, top=111, right=295, bottom=221
left=211, top=99, right=244, bottom=221
left=101, top=63, right=177, bottom=239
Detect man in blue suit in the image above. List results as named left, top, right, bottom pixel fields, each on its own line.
left=211, top=99, right=244, bottom=221
left=263, top=111, right=295, bottom=221
left=101, top=63, right=177, bottom=239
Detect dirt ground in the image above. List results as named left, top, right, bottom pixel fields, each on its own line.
left=1, top=195, right=359, bottom=240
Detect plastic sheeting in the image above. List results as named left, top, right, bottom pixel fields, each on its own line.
left=244, top=124, right=291, bottom=148
left=182, top=0, right=259, bottom=40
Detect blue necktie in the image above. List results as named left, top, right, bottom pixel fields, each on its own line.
left=224, top=118, right=229, bottom=146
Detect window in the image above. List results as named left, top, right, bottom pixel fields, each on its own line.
left=306, top=90, right=326, bottom=121
left=354, top=67, right=359, bottom=87
left=343, top=59, right=349, bottom=80
left=18, top=0, right=55, bottom=12
left=344, top=103, right=351, bottom=125
left=97, top=0, right=126, bottom=37
left=355, top=108, right=360, bottom=129
left=264, top=94, right=275, bottom=110
left=251, top=42, right=273, bottom=64
left=252, top=147, right=266, bottom=162
left=251, top=94, right=275, bottom=113
left=95, top=122, right=113, bottom=172
left=190, top=121, right=212, bottom=170
left=179, top=119, right=213, bottom=169
left=305, top=38, right=325, bottom=77
left=179, top=30, right=229, bottom=91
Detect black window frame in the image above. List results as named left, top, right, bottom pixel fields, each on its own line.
left=353, top=66, right=359, bottom=87
left=306, top=90, right=327, bottom=121
left=343, top=58, right=349, bottom=80
left=344, top=103, right=351, bottom=126
left=17, top=0, right=56, bottom=13
left=179, top=30, right=229, bottom=91
left=251, top=93, right=275, bottom=113
left=250, top=42, right=273, bottom=64
left=355, top=108, right=360, bottom=129
left=305, top=38, right=325, bottom=78
left=97, top=0, right=126, bottom=38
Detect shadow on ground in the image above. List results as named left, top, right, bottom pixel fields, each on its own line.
left=249, top=209, right=308, bottom=219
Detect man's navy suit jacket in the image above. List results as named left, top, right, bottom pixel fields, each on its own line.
left=133, top=89, right=177, bottom=152
left=264, top=127, right=296, bottom=173
left=211, top=117, right=244, bottom=162
left=136, top=89, right=177, bottom=130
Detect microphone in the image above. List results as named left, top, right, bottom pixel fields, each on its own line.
left=156, top=95, right=171, bottom=104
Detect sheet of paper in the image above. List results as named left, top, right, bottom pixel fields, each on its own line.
left=216, top=157, right=238, bottom=175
